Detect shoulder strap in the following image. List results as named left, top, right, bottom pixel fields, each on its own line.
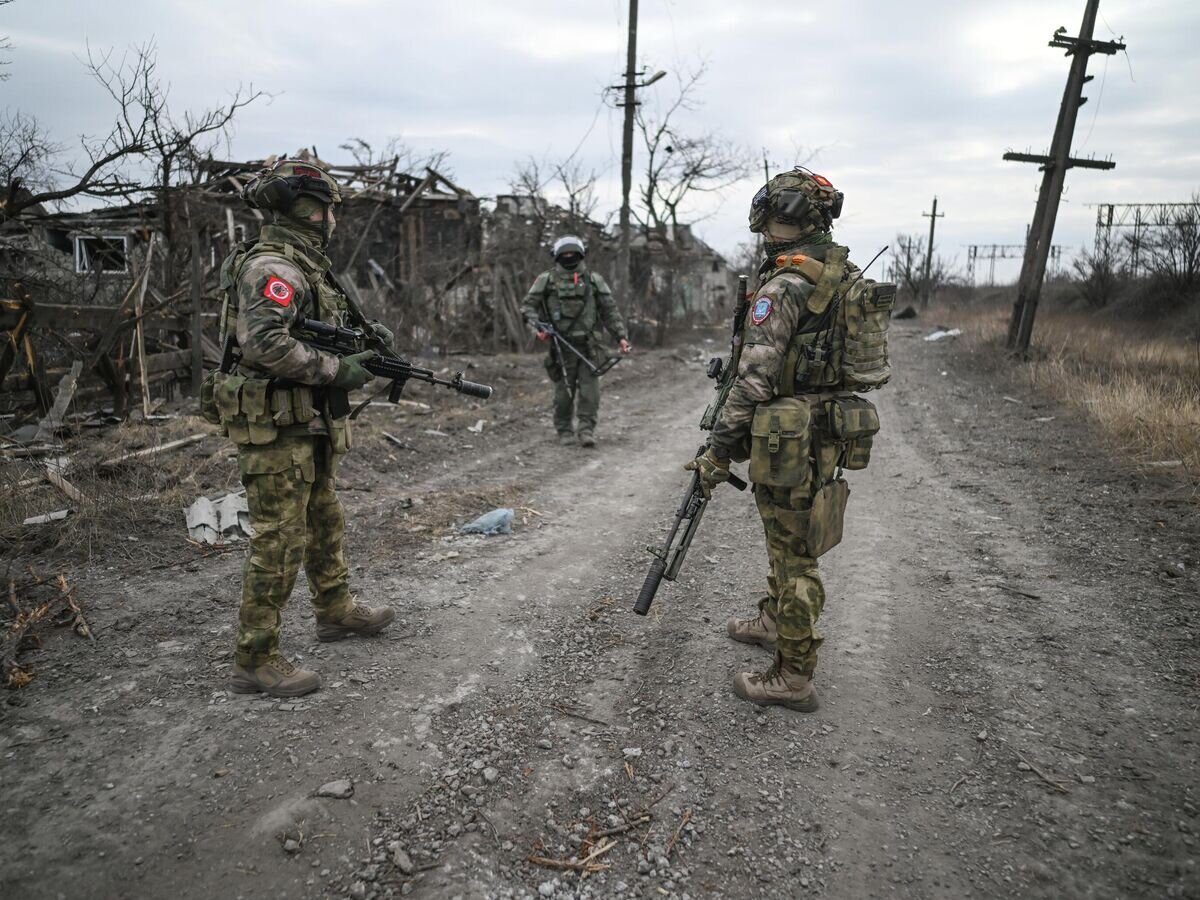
left=804, top=245, right=848, bottom=315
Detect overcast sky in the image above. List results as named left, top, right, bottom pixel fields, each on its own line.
left=4, top=0, right=1196, bottom=282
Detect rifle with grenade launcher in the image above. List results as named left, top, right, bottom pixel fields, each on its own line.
left=634, top=275, right=751, bottom=616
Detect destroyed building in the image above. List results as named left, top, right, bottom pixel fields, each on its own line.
left=1, top=153, right=482, bottom=420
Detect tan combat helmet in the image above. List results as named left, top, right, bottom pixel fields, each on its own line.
left=748, top=166, right=844, bottom=234
left=243, top=158, right=343, bottom=214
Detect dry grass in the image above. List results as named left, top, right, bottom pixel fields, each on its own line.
left=935, top=303, right=1200, bottom=483
left=0, top=417, right=238, bottom=566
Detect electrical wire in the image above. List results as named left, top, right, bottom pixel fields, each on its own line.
left=1078, top=54, right=1108, bottom=150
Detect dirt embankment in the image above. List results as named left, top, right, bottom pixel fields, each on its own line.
left=1, top=323, right=1196, bottom=900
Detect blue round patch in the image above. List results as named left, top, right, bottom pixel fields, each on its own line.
left=750, top=297, right=773, bottom=325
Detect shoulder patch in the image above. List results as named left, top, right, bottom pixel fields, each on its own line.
left=750, top=296, right=773, bottom=325
left=263, top=276, right=294, bottom=307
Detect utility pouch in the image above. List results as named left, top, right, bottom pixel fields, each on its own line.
left=807, top=477, right=850, bottom=557
left=328, top=417, right=352, bottom=455
left=826, top=396, right=879, bottom=471
left=240, top=379, right=279, bottom=445
left=843, top=436, right=874, bottom=470
left=215, top=374, right=251, bottom=444
left=825, top=396, right=880, bottom=440
left=199, top=371, right=222, bottom=426
left=749, top=397, right=811, bottom=487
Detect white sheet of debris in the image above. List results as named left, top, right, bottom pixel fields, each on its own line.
left=185, top=493, right=251, bottom=544
left=924, top=328, right=963, bottom=342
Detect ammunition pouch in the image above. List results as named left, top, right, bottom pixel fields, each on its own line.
left=825, top=395, right=879, bottom=471
left=199, top=370, right=222, bottom=426
left=212, top=372, right=322, bottom=446
left=807, top=477, right=850, bottom=557
left=749, top=397, right=812, bottom=488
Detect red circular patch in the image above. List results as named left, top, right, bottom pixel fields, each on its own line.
left=263, top=276, right=294, bottom=307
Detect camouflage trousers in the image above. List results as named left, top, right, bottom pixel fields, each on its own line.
left=234, top=434, right=353, bottom=665
left=751, top=421, right=848, bottom=674
left=549, top=341, right=601, bottom=436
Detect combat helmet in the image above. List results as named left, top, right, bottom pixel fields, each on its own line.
left=748, top=166, right=843, bottom=234
left=551, top=234, right=587, bottom=259
left=243, top=158, right=343, bottom=214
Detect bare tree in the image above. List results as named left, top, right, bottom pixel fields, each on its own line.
left=633, top=67, right=749, bottom=344
left=0, top=0, right=14, bottom=82
left=1138, top=195, right=1200, bottom=298
left=338, top=136, right=449, bottom=177
left=892, top=233, right=955, bottom=305
left=1071, top=244, right=1122, bottom=309
left=1, top=41, right=262, bottom=222
left=551, top=159, right=601, bottom=233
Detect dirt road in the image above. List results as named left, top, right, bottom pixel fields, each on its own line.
left=1, top=322, right=1197, bottom=899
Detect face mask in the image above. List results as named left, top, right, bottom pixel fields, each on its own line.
left=284, top=196, right=335, bottom=248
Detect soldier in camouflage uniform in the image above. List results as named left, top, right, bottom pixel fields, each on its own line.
left=521, top=235, right=630, bottom=447
left=210, top=158, right=395, bottom=697
left=687, top=168, right=886, bottom=712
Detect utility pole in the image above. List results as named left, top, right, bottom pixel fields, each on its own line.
left=616, top=0, right=639, bottom=309
left=1004, top=0, right=1124, bottom=352
left=920, top=196, right=943, bottom=308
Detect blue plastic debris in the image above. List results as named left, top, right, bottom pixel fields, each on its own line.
left=459, top=507, right=514, bottom=536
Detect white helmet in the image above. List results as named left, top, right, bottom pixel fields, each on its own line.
left=551, top=234, right=586, bottom=259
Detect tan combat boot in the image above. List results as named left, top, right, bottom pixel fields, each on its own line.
left=316, top=602, right=396, bottom=642
left=726, top=601, right=777, bottom=651
left=558, top=433, right=576, bottom=446
left=732, top=655, right=819, bottom=712
left=230, top=654, right=322, bottom=697
left=578, top=431, right=596, bottom=448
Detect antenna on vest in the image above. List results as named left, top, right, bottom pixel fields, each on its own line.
left=839, top=244, right=889, bottom=296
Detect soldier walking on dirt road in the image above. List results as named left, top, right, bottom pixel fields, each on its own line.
left=687, top=168, right=894, bottom=712
left=205, top=157, right=396, bottom=697
left=522, top=235, right=631, bottom=447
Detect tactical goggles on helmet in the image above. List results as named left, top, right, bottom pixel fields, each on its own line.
left=244, top=161, right=342, bottom=213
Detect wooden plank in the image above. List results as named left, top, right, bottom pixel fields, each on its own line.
left=32, top=361, right=83, bottom=443
left=134, top=240, right=156, bottom=416
left=99, top=433, right=207, bottom=469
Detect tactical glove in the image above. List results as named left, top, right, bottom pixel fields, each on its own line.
left=683, top=448, right=731, bottom=500
left=369, top=322, right=395, bottom=348
left=331, top=350, right=377, bottom=391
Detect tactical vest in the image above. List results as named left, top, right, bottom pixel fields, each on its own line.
left=770, top=244, right=896, bottom=395
left=534, top=268, right=604, bottom=337
left=209, top=237, right=351, bottom=451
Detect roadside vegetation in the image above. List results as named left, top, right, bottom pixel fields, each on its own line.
left=928, top=282, right=1199, bottom=488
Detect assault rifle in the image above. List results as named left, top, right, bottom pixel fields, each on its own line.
left=634, top=275, right=751, bottom=616
left=534, top=320, right=622, bottom=382
left=296, top=319, right=493, bottom=417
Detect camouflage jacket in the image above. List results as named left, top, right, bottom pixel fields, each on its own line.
left=228, top=224, right=345, bottom=387
left=708, top=240, right=857, bottom=460
left=521, top=264, right=627, bottom=343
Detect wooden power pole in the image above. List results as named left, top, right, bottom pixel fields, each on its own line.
left=920, top=196, right=943, bottom=308
left=1004, top=0, right=1124, bottom=352
left=616, top=0, right=639, bottom=308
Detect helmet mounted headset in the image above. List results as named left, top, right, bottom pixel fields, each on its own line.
left=749, top=166, right=844, bottom=234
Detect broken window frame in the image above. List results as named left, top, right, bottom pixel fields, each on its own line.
left=73, top=233, right=131, bottom=275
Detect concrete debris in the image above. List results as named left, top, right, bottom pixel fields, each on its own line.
left=316, top=779, right=354, bottom=799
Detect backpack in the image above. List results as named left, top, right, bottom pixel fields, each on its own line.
left=773, top=245, right=896, bottom=394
